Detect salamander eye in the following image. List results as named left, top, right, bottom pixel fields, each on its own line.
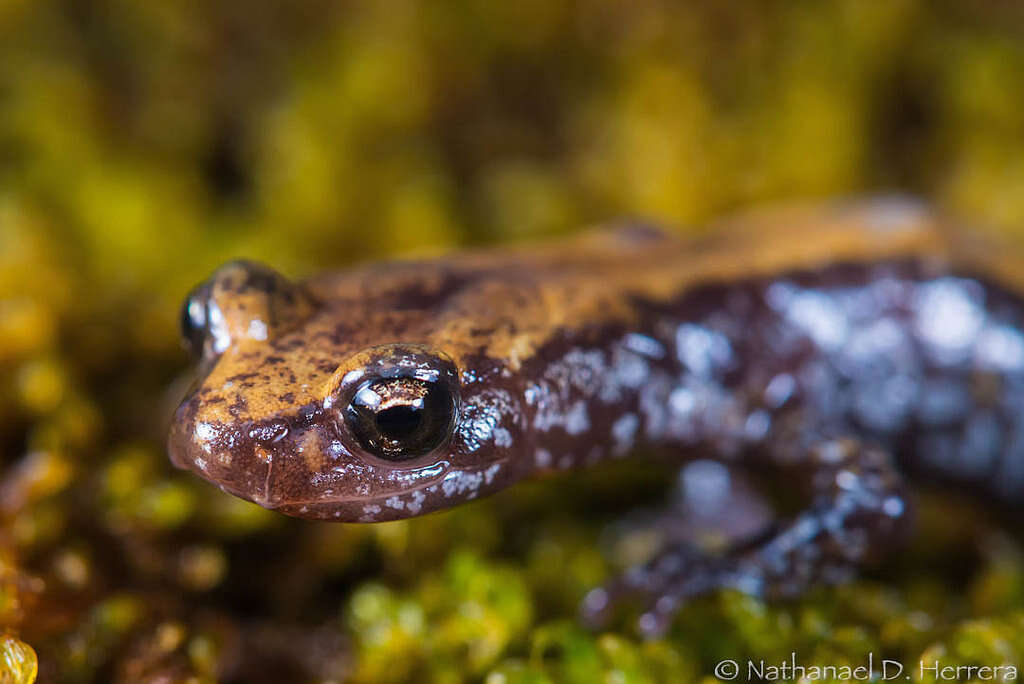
left=179, top=285, right=210, bottom=358
left=345, top=376, right=456, bottom=460
left=179, top=260, right=315, bottom=364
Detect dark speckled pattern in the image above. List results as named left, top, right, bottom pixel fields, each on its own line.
left=169, top=197, right=1024, bottom=636
left=576, top=261, right=1024, bottom=633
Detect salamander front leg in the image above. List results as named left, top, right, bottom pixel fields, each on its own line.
left=581, top=438, right=911, bottom=638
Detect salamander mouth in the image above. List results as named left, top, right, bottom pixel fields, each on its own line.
left=258, top=488, right=420, bottom=522
left=264, top=460, right=508, bottom=522
left=167, top=404, right=281, bottom=508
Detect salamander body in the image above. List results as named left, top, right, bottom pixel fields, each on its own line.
left=169, top=196, right=1024, bottom=634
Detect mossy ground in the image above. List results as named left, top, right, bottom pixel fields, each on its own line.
left=3, top=1, right=1024, bottom=681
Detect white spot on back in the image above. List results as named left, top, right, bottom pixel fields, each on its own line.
left=675, top=324, right=733, bottom=377
left=535, top=449, right=552, bottom=468
left=914, top=278, right=984, bottom=359
left=612, top=346, right=649, bottom=389
left=565, top=401, right=590, bottom=435
left=669, top=388, right=696, bottom=416
left=195, top=422, right=217, bottom=443
left=459, top=389, right=516, bottom=452
left=207, top=303, right=231, bottom=354
left=744, top=410, right=771, bottom=441
left=770, top=285, right=849, bottom=351
left=623, top=333, right=666, bottom=359
left=764, top=373, right=795, bottom=408
left=441, top=469, right=485, bottom=498
left=248, top=319, right=268, bottom=341
left=976, top=324, right=1024, bottom=371
left=681, top=460, right=731, bottom=515
left=359, top=504, right=382, bottom=522
left=492, top=427, right=513, bottom=448
left=611, top=413, right=639, bottom=455
left=407, top=489, right=426, bottom=515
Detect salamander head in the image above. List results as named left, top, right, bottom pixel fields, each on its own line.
left=168, top=260, right=528, bottom=521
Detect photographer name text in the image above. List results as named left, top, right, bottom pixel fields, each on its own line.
left=713, top=652, right=1019, bottom=681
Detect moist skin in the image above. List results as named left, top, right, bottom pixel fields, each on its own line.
left=169, top=196, right=1024, bottom=635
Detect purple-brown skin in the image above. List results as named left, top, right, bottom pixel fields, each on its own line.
left=169, top=196, right=1024, bottom=636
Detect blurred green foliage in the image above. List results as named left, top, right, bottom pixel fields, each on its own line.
left=2, top=0, right=1024, bottom=681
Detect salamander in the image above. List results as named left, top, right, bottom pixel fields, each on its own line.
left=168, top=196, right=1024, bottom=636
